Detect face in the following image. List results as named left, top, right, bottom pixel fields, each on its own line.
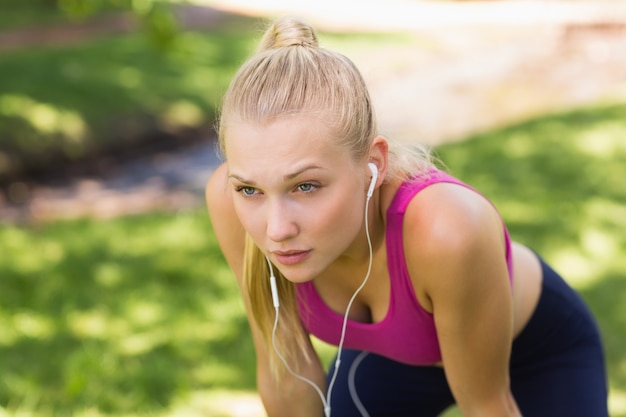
left=225, top=116, right=369, bottom=283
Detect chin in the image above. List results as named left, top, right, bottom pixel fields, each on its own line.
left=276, top=266, right=317, bottom=285
left=281, top=272, right=315, bottom=285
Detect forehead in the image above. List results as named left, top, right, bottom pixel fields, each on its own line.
left=224, top=116, right=353, bottom=169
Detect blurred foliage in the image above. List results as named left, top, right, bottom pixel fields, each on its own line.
left=0, top=0, right=65, bottom=29
left=58, top=0, right=181, bottom=49
left=0, top=0, right=180, bottom=47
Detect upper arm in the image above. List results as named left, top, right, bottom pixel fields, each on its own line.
left=405, top=184, right=520, bottom=416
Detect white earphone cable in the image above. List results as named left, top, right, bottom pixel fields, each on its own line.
left=325, top=193, right=374, bottom=413
left=348, top=351, right=371, bottom=417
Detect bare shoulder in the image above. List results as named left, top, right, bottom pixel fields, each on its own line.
left=403, top=182, right=504, bottom=251
left=402, top=182, right=509, bottom=310
left=205, top=163, right=246, bottom=278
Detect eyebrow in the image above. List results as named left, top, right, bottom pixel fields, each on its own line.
left=228, top=164, right=324, bottom=184
left=227, top=172, right=255, bottom=184
left=284, top=164, right=324, bottom=181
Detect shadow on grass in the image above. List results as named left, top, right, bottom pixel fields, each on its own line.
left=436, top=102, right=626, bottom=409
left=0, top=211, right=254, bottom=414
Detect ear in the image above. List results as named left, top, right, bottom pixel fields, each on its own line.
left=367, top=136, right=388, bottom=188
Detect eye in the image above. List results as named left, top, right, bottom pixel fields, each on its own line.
left=236, top=186, right=259, bottom=196
left=296, top=183, right=316, bottom=193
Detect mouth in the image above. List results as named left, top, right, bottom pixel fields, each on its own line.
left=271, top=249, right=312, bottom=266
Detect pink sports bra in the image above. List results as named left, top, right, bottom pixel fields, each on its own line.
left=296, top=169, right=514, bottom=366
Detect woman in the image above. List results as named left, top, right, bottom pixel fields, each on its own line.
left=206, top=17, right=608, bottom=417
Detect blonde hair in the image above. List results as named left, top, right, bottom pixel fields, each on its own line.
left=218, top=17, right=435, bottom=376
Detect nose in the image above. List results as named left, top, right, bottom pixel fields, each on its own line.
left=266, top=198, right=298, bottom=243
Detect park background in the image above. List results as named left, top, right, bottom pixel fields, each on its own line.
left=0, top=0, right=625, bottom=416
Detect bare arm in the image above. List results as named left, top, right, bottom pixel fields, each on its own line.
left=405, top=183, right=522, bottom=417
left=205, top=163, right=326, bottom=417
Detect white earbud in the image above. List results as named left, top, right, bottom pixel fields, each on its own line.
left=266, top=256, right=280, bottom=308
left=367, top=162, right=378, bottom=199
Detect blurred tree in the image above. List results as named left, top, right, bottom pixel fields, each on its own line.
left=57, top=0, right=179, bottom=49
left=0, top=0, right=179, bottom=49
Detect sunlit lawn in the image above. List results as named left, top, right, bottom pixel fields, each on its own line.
left=0, top=210, right=257, bottom=416
left=0, top=12, right=256, bottom=181
left=1, top=105, right=625, bottom=416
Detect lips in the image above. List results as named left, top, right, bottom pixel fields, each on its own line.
left=272, top=249, right=312, bottom=266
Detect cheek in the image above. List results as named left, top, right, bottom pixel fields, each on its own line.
left=314, top=192, right=365, bottom=237
left=232, top=198, right=263, bottom=237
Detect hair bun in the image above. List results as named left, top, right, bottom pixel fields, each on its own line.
left=258, top=17, right=319, bottom=52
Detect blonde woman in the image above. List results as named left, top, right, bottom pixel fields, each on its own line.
left=206, top=17, right=608, bottom=417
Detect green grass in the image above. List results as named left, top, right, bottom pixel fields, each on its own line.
left=0, top=100, right=625, bottom=416
left=0, top=17, right=256, bottom=179
left=0, top=210, right=256, bottom=415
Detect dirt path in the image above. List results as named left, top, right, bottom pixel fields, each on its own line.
left=366, top=22, right=626, bottom=145
left=1, top=2, right=626, bottom=225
